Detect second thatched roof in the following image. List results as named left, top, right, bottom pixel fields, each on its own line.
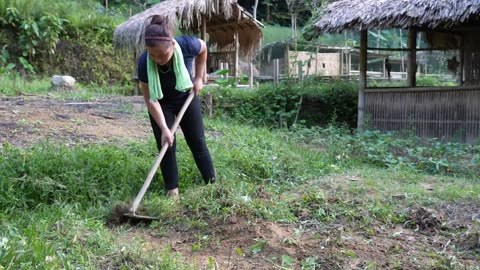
left=114, top=0, right=263, bottom=57
left=314, top=0, right=480, bottom=33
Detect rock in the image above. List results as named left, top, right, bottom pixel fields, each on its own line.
left=51, top=75, right=76, bottom=90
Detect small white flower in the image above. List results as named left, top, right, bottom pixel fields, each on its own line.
left=45, top=255, right=55, bottom=263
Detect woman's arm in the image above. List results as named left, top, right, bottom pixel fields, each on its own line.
left=140, top=82, right=173, bottom=147
left=192, top=38, right=207, bottom=96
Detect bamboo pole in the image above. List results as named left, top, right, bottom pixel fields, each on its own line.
left=358, top=30, right=367, bottom=131
left=407, top=29, right=417, bottom=87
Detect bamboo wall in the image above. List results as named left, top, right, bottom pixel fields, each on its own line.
left=365, top=86, right=480, bottom=143
left=287, top=51, right=341, bottom=77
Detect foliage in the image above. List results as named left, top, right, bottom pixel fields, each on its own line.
left=289, top=124, right=480, bottom=177
left=262, top=24, right=295, bottom=45
left=0, top=0, right=130, bottom=84
left=211, top=78, right=358, bottom=128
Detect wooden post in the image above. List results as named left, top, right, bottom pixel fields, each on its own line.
left=457, top=34, right=464, bottom=85
left=407, top=29, right=417, bottom=87
left=234, top=9, right=241, bottom=83
left=382, top=58, right=386, bottom=78
left=201, top=15, right=207, bottom=84
left=273, top=59, right=279, bottom=88
left=358, top=30, right=367, bottom=132
left=347, top=51, right=352, bottom=76
left=249, top=61, right=254, bottom=88
left=339, top=49, right=343, bottom=76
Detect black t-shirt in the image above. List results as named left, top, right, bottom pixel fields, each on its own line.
left=137, top=36, right=201, bottom=101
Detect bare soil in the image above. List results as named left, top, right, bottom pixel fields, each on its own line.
left=0, top=94, right=150, bottom=147
left=1, top=94, right=479, bottom=269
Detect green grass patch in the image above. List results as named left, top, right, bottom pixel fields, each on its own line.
left=0, top=75, right=133, bottom=97
left=1, top=115, right=480, bottom=268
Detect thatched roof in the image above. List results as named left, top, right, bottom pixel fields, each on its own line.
left=314, top=0, right=480, bottom=33
left=114, top=0, right=263, bottom=57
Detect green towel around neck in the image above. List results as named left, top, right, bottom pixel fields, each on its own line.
left=147, top=43, right=193, bottom=102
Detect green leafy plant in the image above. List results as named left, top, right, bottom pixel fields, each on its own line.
left=0, top=46, right=15, bottom=74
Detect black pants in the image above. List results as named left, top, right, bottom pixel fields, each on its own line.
left=148, top=96, right=215, bottom=190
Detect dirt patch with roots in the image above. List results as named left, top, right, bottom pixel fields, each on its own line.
left=2, top=94, right=480, bottom=269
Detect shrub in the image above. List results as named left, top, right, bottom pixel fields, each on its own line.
left=211, top=78, right=358, bottom=128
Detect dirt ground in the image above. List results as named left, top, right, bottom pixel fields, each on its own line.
left=0, top=94, right=151, bottom=147
left=1, top=94, right=480, bottom=269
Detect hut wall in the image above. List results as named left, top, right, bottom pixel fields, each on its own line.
left=463, top=32, right=480, bottom=85
left=259, top=57, right=288, bottom=77
left=365, top=86, right=480, bottom=143
left=287, top=51, right=341, bottom=77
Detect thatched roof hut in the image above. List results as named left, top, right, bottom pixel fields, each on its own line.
left=113, top=0, right=263, bottom=58
left=314, top=0, right=480, bottom=33
left=312, top=0, right=480, bottom=142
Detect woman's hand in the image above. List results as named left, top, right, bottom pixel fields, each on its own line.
left=193, top=77, right=203, bottom=96
left=161, top=128, right=174, bottom=147
left=193, top=38, right=207, bottom=96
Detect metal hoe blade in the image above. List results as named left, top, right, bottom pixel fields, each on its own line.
left=123, top=211, right=159, bottom=220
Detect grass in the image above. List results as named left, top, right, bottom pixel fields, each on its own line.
left=0, top=75, right=133, bottom=98
left=2, top=116, right=480, bottom=268
left=262, top=25, right=294, bottom=45
left=1, top=83, right=480, bottom=268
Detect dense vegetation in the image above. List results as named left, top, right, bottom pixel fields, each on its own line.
left=0, top=0, right=133, bottom=85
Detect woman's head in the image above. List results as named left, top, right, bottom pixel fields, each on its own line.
left=145, top=15, right=175, bottom=65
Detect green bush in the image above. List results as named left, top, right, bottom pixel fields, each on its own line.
left=211, top=78, right=358, bottom=128
left=0, top=0, right=131, bottom=85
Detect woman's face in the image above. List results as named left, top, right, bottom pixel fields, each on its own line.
left=147, top=41, right=174, bottom=65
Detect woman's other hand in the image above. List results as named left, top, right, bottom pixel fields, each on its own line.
left=161, top=128, right=174, bottom=147
left=193, top=77, right=203, bottom=96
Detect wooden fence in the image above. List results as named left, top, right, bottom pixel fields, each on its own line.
left=365, top=85, right=480, bottom=143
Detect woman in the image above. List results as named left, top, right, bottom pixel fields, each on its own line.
left=137, top=15, right=215, bottom=199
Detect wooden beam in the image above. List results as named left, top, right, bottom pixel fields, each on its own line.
left=407, top=29, right=417, bottom=87
left=358, top=30, right=367, bottom=132
left=353, top=47, right=456, bottom=51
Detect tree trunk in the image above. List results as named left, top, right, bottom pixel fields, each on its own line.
left=265, top=1, right=271, bottom=23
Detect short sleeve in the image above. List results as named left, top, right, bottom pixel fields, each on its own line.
left=137, top=51, right=148, bottom=83
left=176, top=36, right=201, bottom=58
